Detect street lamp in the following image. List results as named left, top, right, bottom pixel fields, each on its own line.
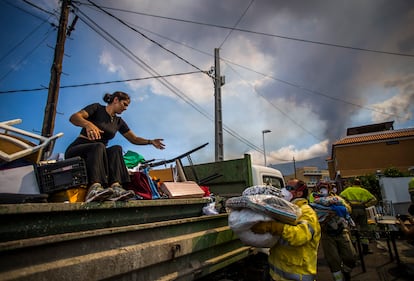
left=262, top=129, right=271, bottom=166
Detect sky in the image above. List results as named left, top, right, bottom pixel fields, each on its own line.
left=0, top=0, right=413, bottom=168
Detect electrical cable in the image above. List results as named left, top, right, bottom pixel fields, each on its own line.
left=87, top=0, right=208, bottom=75
left=75, top=4, right=267, bottom=154
left=76, top=9, right=215, bottom=122
left=0, top=71, right=204, bottom=94
left=75, top=2, right=263, bottom=153
left=3, top=0, right=54, bottom=21
left=22, top=0, right=56, bottom=16
left=0, top=26, right=55, bottom=82
left=106, top=15, right=406, bottom=122
left=220, top=56, right=406, bottom=120
left=225, top=62, right=323, bottom=143
left=79, top=2, right=414, bottom=58
left=0, top=15, right=53, bottom=64
left=219, top=0, right=254, bottom=49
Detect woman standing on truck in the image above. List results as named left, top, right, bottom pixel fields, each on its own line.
left=65, top=91, right=165, bottom=202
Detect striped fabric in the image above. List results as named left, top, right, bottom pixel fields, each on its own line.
left=226, top=194, right=302, bottom=225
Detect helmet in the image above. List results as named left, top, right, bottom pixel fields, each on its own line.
left=315, top=180, right=331, bottom=192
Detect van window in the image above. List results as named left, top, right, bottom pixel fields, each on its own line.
left=263, top=176, right=284, bottom=188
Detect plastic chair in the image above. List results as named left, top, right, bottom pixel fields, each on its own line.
left=0, top=119, right=63, bottom=163
left=366, top=206, right=379, bottom=224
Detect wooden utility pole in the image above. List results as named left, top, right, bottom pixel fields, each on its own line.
left=214, top=48, right=224, bottom=161
left=41, top=0, right=71, bottom=158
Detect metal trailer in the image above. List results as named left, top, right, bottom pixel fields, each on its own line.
left=0, top=148, right=278, bottom=281
left=0, top=199, right=252, bottom=281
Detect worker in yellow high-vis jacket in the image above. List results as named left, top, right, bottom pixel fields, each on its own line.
left=408, top=177, right=414, bottom=203
left=251, top=179, right=321, bottom=281
left=340, top=178, right=377, bottom=255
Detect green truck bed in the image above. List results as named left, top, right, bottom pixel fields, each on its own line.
left=183, top=154, right=254, bottom=198
left=0, top=199, right=252, bottom=281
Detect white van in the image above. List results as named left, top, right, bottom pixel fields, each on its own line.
left=251, top=164, right=285, bottom=189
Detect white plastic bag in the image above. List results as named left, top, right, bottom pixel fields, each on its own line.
left=228, top=208, right=279, bottom=248
left=203, top=201, right=219, bottom=215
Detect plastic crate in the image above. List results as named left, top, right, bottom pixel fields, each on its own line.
left=36, top=157, right=88, bottom=194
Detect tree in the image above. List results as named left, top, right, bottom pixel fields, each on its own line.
left=360, top=174, right=382, bottom=202
left=383, top=167, right=405, bottom=177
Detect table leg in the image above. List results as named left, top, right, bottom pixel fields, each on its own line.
left=390, top=231, right=400, bottom=265
left=354, top=230, right=366, bottom=272
left=385, top=232, right=394, bottom=262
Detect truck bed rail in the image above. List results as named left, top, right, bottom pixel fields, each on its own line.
left=0, top=200, right=252, bottom=281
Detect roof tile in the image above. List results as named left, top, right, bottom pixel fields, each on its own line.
left=333, top=128, right=414, bottom=145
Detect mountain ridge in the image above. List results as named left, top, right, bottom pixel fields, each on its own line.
left=270, top=156, right=328, bottom=176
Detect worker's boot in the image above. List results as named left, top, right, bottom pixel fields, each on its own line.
left=362, top=244, right=373, bottom=255
left=342, top=271, right=351, bottom=281
left=332, top=271, right=344, bottom=281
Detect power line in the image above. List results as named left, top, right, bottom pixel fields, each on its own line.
left=224, top=61, right=323, bottom=161
left=4, top=0, right=55, bottom=21
left=22, top=0, right=56, bottom=17
left=103, top=15, right=405, bottom=122
left=0, top=16, right=52, bottom=64
left=221, top=57, right=406, bottom=120
left=87, top=0, right=207, bottom=75
left=76, top=1, right=406, bottom=152
left=80, top=3, right=414, bottom=58
left=0, top=26, right=55, bottom=82
left=0, top=71, right=204, bottom=94
left=77, top=2, right=268, bottom=154
left=219, top=0, right=255, bottom=49
left=75, top=6, right=215, bottom=123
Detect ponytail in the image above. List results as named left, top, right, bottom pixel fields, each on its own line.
left=103, top=91, right=130, bottom=104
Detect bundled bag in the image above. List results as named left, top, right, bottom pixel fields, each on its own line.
left=242, top=185, right=281, bottom=197
left=228, top=208, right=279, bottom=248
left=226, top=194, right=301, bottom=225
left=226, top=185, right=300, bottom=248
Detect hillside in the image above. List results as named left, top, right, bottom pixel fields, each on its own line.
left=270, top=156, right=328, bottom=176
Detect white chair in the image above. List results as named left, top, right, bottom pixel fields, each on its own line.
left=0, top=119, right=63, bottom=163
left=366, top=205, right=379, bottom=224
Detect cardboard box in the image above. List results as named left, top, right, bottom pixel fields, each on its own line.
left=160, top=181, right=204, bottom=198
left=0, top=165, right=40, bottom=194
left=149, top=167, right=174, bottom=182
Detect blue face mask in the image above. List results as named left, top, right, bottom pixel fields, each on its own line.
left=281, top=187, right=293, bottom=201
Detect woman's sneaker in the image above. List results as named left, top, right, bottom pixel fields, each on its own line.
left=109, top=185, right=135, bottom=201
left=85, top=183, right=113, bottom=203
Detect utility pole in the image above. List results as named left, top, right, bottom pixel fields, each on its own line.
left=293, top=156, right=297, bottom=178
left=41, top=0, right=71, bottom=159
left=214, top=48, right=225, bottom=161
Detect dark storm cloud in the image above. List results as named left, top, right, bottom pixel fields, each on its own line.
left=224, top=0, right=414, bottom=145
left=117, top=0, right=414, bottom=161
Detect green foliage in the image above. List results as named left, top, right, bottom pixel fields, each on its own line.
left=383, top=167, right=406, bottom=177
left=360, top=174, right=382, bottom=201
left=342, top=167, right=412, bottom=202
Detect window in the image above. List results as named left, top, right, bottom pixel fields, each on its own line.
left=263, top=176, right=284, bottom=188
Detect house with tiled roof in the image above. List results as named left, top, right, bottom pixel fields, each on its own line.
left=327, top=121, right=414, bottom=179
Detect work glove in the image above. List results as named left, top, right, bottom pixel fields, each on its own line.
left=251, top=221, right=285, bottom=236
